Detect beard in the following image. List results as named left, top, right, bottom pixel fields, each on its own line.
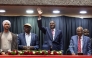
left=4, top=27, right=10, bottom=30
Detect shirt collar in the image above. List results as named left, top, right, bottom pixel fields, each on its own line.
left=78, top=35, right=83, bottom=39
left=25, top=32, right=31, bottom=36
left=3, top=31, right=10, bottom=34
left=52, top=28, right=55, bottom=31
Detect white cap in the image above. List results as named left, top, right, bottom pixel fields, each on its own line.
left=2, top=20, right=11, bottom=27
left=24, top=23, right=32, bottom=27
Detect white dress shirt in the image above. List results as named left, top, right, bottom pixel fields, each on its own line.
left=78, top=35, right=83, bottom=53
left=25, top=33, right=31, bottom=46
left=52, top=29, right=55, bottom=40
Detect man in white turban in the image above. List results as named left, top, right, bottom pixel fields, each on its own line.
left=0, top=20, right=18, bottom=54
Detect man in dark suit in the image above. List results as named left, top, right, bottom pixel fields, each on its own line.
left=83, top=29, right=92, bottom=55
left=37, top=8, right=63, bottom=51
left=83, top=29, right=89, bottom=36
left=18, top=23, right=39, bottom=50
left=0, top=20, right=18, bottom=54
left=69, top=27, right=91, bottom=55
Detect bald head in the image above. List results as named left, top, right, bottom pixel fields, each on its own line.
left=76, top=27, right=83, bottom=36
left=76, top=27, right=83, bottom=30
left=83, top=29, right=89, bottom=36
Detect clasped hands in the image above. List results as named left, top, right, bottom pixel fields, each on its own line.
left=23, top=46, right=34, bottom=50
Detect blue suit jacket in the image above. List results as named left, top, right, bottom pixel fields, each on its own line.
left=69, top=35, right=91, bottom=55
left=18, top=33, right=39, bottom=50
left=37, top=20, right=63, bottom=51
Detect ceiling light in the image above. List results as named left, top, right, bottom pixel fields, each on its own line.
left=26, top=10, right=34, bottom=14
left=0, top=10, right=6, bottom=13
left=80, top=11, right=87, bottom=14
left=53, top=10, right=60, bottom=14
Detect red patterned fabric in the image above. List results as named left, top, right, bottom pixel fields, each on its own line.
left=78, top=37, right=81, bottom=53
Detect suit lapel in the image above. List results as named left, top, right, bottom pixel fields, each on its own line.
left=23, top=33, right=27, bottom=46
left=30, top=33, right=33, bottom=45
left=75, top=35, right=78, bottom=49
left=76, top=35, right=78, bottom=51
left=47, top=28, right=53, bottom=41
left=0, top=33, right=3, bottom=49
left=82, top=35, right=85, bottom=50
left=54, top=29, right=58, bottom=41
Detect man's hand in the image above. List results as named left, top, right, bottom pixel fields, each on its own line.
left=23, top=46, right=27, bottom=50
left=23, top=46, right=34, bottom=50
left=72, top=53, right=76, bottom=55
left=28, top=46, right=34, bottom=50
left=37, top=8, right=43, bottom=15
left=1, top=52, right=6, bottom=55
left=37, top=8, right=43, bottom=19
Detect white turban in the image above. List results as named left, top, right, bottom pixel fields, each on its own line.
left=2, top=20, right=11, bottom=27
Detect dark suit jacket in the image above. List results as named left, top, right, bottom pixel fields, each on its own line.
left=69, top=35, right=91, bottom=55
left=37, top=20, right=63, bottom=51
left=0, top=32, right=18, bottom=51
left=18, top=33, right=39, bottom=50
left=90, top=38, right=92, bottom=55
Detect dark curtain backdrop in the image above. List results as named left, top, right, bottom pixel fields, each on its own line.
left=0, top=16, right=92, bottom=54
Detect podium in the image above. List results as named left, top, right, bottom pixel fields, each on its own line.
left=0, top=55, right=91, bottom=58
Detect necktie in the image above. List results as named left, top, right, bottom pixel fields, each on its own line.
left=78, top=37, right=81, bottom=53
